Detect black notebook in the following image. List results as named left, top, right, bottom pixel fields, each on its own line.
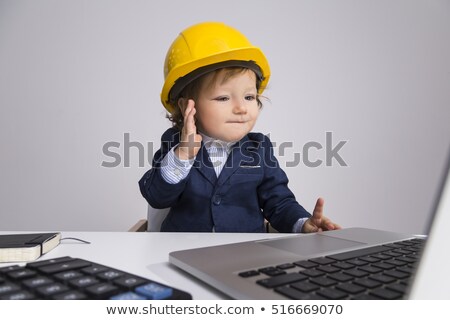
left=0, top=233, right=61, bottom=263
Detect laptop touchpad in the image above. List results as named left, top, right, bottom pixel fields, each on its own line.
left=259, top=234, right=365, bottom=257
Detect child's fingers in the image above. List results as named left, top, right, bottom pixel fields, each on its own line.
left=331, top=222, right=342, bottom=230
left=302, top=220, right=318, bottom=233
left=303, top=197, right=341, bottom=233
left=183, top=100, right=197, bottom=136
left=177, top=99, right=202, bottom=160
left=181, top=100, right=197, bottom=142
left=312, top=197, right=324, bottom=222
left=320, top=217, right=341, bottom=231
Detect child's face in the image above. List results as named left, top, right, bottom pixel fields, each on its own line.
left=194, top=69, right=260, bottom=142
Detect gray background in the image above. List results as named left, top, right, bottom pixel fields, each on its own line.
left=1, top=0, right=449, bottom=234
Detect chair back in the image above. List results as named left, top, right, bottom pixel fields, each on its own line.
left=147, top=206, right=170, bottom=231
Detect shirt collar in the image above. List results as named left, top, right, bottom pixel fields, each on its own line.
left=199, top=132, right=236, bottom=153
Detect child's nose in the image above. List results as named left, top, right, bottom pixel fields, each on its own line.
left=233, top=100, right=247, bottom=114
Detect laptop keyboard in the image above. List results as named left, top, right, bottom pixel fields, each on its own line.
left=238, top=238, right=425, bottom=300
left=0, top=256, right=192, bottom=300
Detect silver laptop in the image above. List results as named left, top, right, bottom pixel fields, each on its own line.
left=169, top=153, right=450, bottom=299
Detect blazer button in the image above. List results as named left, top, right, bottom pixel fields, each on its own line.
left=213, top=195, right=221, bottom=205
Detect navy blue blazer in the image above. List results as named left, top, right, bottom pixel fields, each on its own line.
left=139, top=128, right=311, bottom=232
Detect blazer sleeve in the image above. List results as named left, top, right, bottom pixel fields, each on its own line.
left=138, top=128, right=188, bottom=208
left=255, top=134, right=311, bottom=232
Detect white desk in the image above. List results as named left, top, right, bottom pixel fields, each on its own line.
left=1, top=232, right=289, bottom=299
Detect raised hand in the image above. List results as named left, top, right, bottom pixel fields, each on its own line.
left=175, top=99, right=203, bottom=160
left=302, top=197, right=341, bottom=233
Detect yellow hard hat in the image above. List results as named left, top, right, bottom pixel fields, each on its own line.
left=161, top=22, right=271, bottom=113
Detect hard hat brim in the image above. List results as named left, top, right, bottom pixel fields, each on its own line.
left=161, top=47, right=270, bottom=113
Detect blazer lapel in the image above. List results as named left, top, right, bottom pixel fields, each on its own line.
left=193, top=144, right=218, bottom=185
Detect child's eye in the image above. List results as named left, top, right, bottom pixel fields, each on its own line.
left=214, top=96, right=229, bottom=102
left=245, top=95, right=256, bottom=101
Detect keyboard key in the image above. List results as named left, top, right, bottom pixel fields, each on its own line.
left=344, top=268, right=368, bottom=278
left=353, top=278, right=382, bottom=289
left=383, top=251, right=402, bottom=257
left=385, top=259, right=407, bottom=267
left=37, top=259, right=92, bottom=274
left=393, top=249, right=414, bottom=255
left=97, top=270, right=124, bottom=281
left=258, top=267, right=278, bottom=275
left=36, top=283, right=70, bottom=297
left=328, top=272, right=354, bottom=282
left=110, top=292, right=146, bottom=300
left=383, top=270, right=410, bottom=280
left=358, top=265, right=382, bottom=273
left=53, top=290, right=88, bottom=300
left=85, top=283, right=120, bottom=299
left=332, top=262, right=354, bottom=270
left=352, top=293, right=379, bottom=300
left=386, top=283, right=408, bottom=294
left=27, top=257, right=74, bottom=269
left=401, top=240, right=419, bottom=247
left=371, top=253, right=392, bottom=260
left=293, top=260, right=317, bottom=268
left=54, top=270, right=83, bottom=282
left=371, top=262, right=395, bottom=270
left=276, top=263, right=295, bottom=270
left=370, top=288, right=402, bottom=299
left=22, top=276, right=54, bottom=288
left=383, top=243, right=406, bottom=249
left=368, top=274, right=396, bottom=284
left=291, top=281, right=319, bottom=292
left=395, top=256, right=417, bottom=264
left=114, top=275, right=148, bottom=289
left=135, top=283, right=173, bottom=300
left=317, top=288, right=348, bottom=299
left=257, top=273, right=307, bottom=288
left=309, top=257, right=335, bottom=265
left=0, top=290, right=35, bottom=300
left=327, top=246, right=389, bottom=261
left=238, top=270, right=259, bottom=278
left=0, top=282, right=21, bottom=295
left=275, top=285, right=323, bottom=300
left=359, top=256, right=380, bottom=263
left=300, top=269, right=325, bottom=277
left=396, top=266, right=415, bottom=274
left=335, top=283, right=365, bottom=294
left=69, top=276, right=100, bottom=288
left=264, top=269, right=286, bottom=277
left=408, top=246, right=423, bottom=252
left=0, top=266, right=22, bottom=274
left=346, top=259, right=368, bottom=266
left=317, top=265, right=340, bottom=273
left=7, top=269, right=37, bottom=280
left=309, top=276, right=337, bottom=287
left=82, top=265, right=109, bottom=275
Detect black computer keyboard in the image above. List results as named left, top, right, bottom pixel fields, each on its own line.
left=239, top=238, right=425, bottom=300
left=0, top=256, right=192, bottom=300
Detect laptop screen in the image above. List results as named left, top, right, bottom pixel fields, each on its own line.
left=408, top=148, right=450, bottom=299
